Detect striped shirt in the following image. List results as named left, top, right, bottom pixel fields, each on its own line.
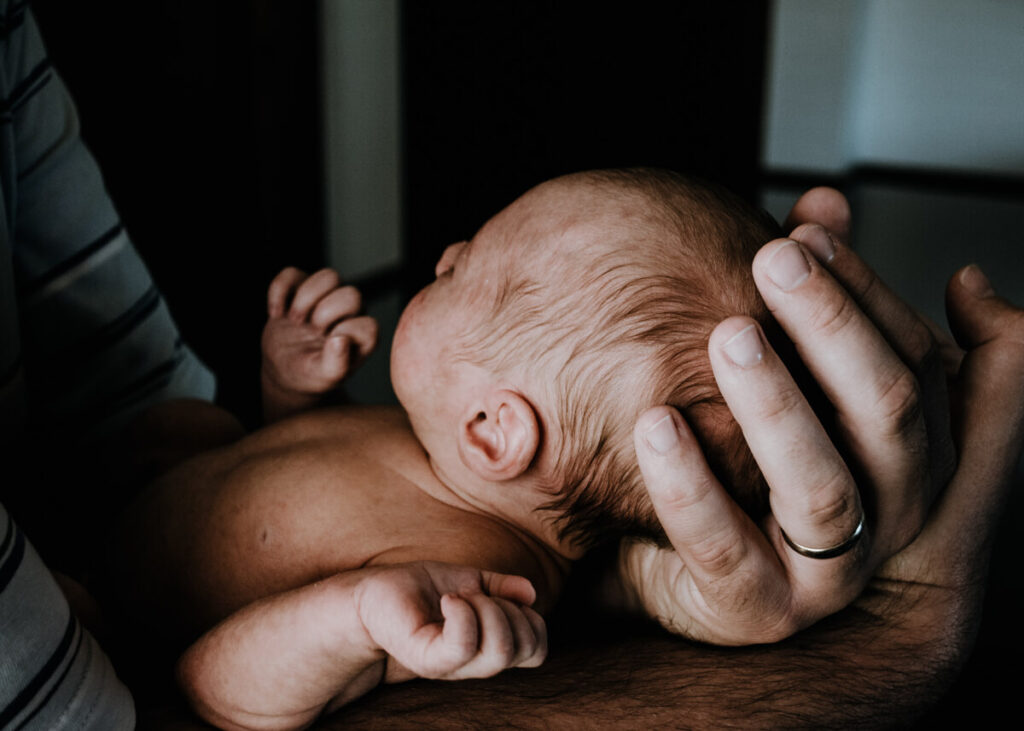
left=0, top=503, right=134, bottom=730
left=1, top=2, right=215, bottom=727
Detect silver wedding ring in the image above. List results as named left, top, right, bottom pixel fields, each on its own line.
left=780, top=512, right=865, bottom=559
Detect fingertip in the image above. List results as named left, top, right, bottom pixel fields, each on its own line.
left=784, top=186, right=851, bottom=245
left=635, top=407, right=687, bottom=457
left=439, top=592, right=461, bottom=615
left=267, top=267, right=305, bottom=318
left=789, top=222, right=837, bottom=264
left=947, top=264, right=1023, bottom=351
left=440, top=594, right=473, bottom=632
left=439, top=594, right=478, bottom=663
left=327, top=332, right=351, bottom=355
left=956, top=264, right=995, bottom=299
left=491, top=574, right=536, bottom=606
left=709, top=317, right=765, bottom=371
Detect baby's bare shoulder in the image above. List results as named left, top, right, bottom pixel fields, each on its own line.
left=364, top=519, right=566, bottom=611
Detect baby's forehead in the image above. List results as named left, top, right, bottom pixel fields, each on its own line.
left=481, top=181, right=648, bottom=264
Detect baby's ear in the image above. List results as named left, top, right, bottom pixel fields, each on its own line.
left=458, top=390, right=540, bottom=482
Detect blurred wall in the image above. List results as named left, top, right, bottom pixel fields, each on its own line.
left=761, top=0, right=1024, bottom=327
left=763, top=0, right=1024, bottom=174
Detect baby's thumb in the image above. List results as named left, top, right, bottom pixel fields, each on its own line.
left=320, top=334, right=352, bottom=380
left=483, top=573, right=536, bottom=606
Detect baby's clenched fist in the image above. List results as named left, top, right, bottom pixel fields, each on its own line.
left=355, top=562, right=547, bottom=683
left=261, top=267, right=378, bottom=422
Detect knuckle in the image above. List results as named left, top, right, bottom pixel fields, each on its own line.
left=903, top=320, right=937, bottom=369
left=874, top=368, right=923, bottom=439
left=753, top=385, right=805, bottom=424
left=687, top=526, right=748, bottom=577
left=807, top=289, right=858, bottom=339
left=800, top=466, right=856, bottom=527
left=657, top=471, right=719, bottom=513
left=845, top=260, right=880, bottom=304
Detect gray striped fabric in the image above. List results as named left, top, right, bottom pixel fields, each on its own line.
left=0, top=0, right=214, bottom=444
left=1, top=2, right=215, bottom=727
left=0, top=504, right=135, bottom=730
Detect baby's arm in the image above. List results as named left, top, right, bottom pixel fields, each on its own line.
left=177, top=562, right=545, bottom=731
left=261, top=267, right=378, bottom=423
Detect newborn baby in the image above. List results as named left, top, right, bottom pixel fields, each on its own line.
left=113, top=168, right=781, bottom=729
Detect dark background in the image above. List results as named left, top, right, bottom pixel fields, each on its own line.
left=30, top=0, right=1018, bottom=726
left=32, top=0, right=767, bottom=424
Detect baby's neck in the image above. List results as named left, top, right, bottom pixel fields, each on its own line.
left=415, top=450, right=585, bottom=567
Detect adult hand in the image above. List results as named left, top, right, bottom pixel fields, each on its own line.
left=620, top=188, right=1022, bottom=645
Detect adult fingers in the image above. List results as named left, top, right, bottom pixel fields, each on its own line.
left=633, top=407, right=792, bottom=627
left=289, top=269, right=340, bottom=322
left=789, top=224, right=956, bottom=510
left=752, top=239, right=930, bottom=556
left=266, top=267, right=306, bottom=318
left=945, top=266, right=1024, bottom=512
left=707, top=317, right=866, bottom=600
left=885, top=268, right=1024, bottom=587
left=783, top=187, right=851, bottom=246
left=791, top=224, right=934, bottom=366
left=311, top=286, right=363, bottom=333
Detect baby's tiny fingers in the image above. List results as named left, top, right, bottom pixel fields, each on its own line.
left=329, top=316, right=379, bottom=362
left=289, top=268, right=341, bottom=322
left=463, top=594, right=516, bottom=676
left=267, top=267, right=307, bottom=318
left=519, top=605, right=547, bottom=667
left=319, top=335, right=353, bottom=383
left=438, top=594, right=479, bottom=665
left=311, top=286, right=363, bottom=333
left=481, top=572, right=536, bottom=607
left=493, top=598, right=546, bottom=668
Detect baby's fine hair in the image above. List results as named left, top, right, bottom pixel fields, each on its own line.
left=463, top=168, right=786, bottom=547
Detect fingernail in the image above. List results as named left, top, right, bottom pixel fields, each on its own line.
left=795, top=225, right=836, bottom=264
left=644, top=414, right=680, bottom=455
left=722, top=324, right=764, bottom=369
left=765, top=240, right=811, bottom=291
left=960, top=264, right=995, bottom=298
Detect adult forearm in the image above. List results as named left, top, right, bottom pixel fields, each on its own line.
left=331, top=586, right=971, bottom=729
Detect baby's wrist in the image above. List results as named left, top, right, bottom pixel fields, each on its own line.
left=260, top=366, right=322, bottom=422
left=319, top=572, right=388, bottom=660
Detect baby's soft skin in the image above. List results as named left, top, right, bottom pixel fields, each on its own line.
left=113, top=270, right=562, bottom=731
left=178, top=562, right=544, bottom=731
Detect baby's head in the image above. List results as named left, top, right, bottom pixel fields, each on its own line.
left=391, top=168, right=783, bottom=549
